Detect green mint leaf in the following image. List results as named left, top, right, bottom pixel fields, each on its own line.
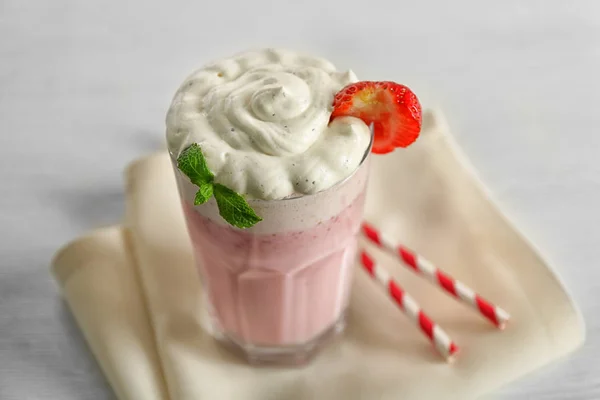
left=177, top=143, right=214, bottom=186
left=194, top=182, right=213, bottom=205
left=213, top=183, right=262, bottom=229
left=177, top=144, right=262, bottom=228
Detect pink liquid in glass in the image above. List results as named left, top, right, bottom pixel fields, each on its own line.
left=175, top=156, right=370, bottom=365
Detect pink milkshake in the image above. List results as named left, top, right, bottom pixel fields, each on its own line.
left=167, top=49, right=373, bottom=364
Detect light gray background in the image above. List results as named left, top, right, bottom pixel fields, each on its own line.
left=1, top=0, right=598, bottom=398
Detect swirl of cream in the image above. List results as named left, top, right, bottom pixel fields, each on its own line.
left=166, top=48, right=371, bottom=200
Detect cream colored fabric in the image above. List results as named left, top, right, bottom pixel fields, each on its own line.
left=52, top=110, right=585, bottom=399
left=51, top=228, right=169, bottom=400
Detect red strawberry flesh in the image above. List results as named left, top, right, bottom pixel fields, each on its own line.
left=330, top=81, right=422, bottom=154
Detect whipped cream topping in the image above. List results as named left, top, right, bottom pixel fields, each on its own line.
left=166, top=48, right=371, bottom=200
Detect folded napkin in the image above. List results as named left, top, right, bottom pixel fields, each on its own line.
left=52, top=228, right=168, bottom=400
left=52, top=110, right=585, bottom=400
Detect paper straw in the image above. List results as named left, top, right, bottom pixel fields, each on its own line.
left=359, top=249, right=459, bottom=362
left=362, top=222, right=510, bottom=328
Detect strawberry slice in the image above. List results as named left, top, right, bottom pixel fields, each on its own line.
left=330, top=81, right=422, bottom=154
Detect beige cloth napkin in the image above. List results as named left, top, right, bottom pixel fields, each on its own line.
left=52, top=228, right=169, bottom=400
left=52, top=110, right=585, bottom=400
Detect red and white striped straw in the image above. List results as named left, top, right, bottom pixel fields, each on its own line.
left=359, top=249, right=459, bottom=362
left=361, top=222, right=510, bottom=329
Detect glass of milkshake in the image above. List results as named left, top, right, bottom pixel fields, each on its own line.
left=167, top=49, right=375, bottom=365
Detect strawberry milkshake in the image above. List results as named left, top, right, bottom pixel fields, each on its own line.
left=166, top=48, right=421, bottom=365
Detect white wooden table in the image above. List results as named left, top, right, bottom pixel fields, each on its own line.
left=1, top=0, right=598, bottom=398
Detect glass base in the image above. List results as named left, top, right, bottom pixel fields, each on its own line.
left=202, top=307, right=347, bottom=367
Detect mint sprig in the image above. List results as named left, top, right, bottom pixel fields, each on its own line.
left=194, top=181, right=213, bottom=205
left=177, top=144, right=262, bottom=229
left=213, top=183, right=262, bottom=228
left=177, top=143, right=215, bottom=185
